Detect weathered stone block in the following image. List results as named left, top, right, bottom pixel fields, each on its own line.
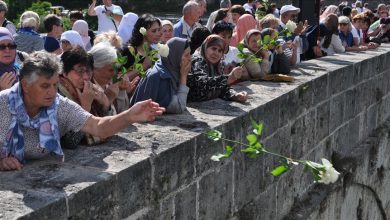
left=174, top=183, right=197, bottom=220
left=195, top=133, right=225, bottom=177
left=291, top=110, right=316, bottom=159
left=312, top=73, right=329, bottom=105
left=152, top=139, right=195, bottom=199
left=329, top=93, right=345, bottom=131
left=329, top=65, right=354, bottom=95
left=344, top=88, right=358, bottom=120
left=198, top=163, right=233, bottom=220
left=316, top=101, right=330, bottom=143
left=260, top=98, right=280, bottom=137
left=117, top=159, right=152, bottom=218
left=366, top=104, right=378, bottom=136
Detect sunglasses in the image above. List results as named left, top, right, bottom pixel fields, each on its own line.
left=0, top=44, right=17, bottom=50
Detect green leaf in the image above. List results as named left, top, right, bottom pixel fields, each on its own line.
left=117, top=56, right=128, bottom=64
left=237, top=53, right=247, bottom=59
left=206, top=130, right=222, bottom=141
left=271, top=164, right=289, bottom=176
left=263, top=35, right=271, bottom=44
left=246, top=134, right=258, bottom=146
left=251, top=119, right=264, bottom=136
left=225, top=145, right=233, bottom=156
left=237, top=43, right=245, bottom=52
left=121, top=66, right=127, bottom=75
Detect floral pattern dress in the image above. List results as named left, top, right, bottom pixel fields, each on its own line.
left=187, top=55, right=236, bottom=102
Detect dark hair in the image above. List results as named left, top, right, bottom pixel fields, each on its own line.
left=69, top=10, right=84, bottom=20
left=61, top=46, right=92, bottom=74
left=323, top=14, right=338, bottom=49
left=212, top=21, right=233, bottom=35
left=342, top=6, right=352, bottom=17
left=190, top=26, right=211, bottom=54
left=129, top=13, right=161, bottom=47
left=231, top=5, right=246, bottom=15
left=44, top=14, right=61, bottom=32
left=214, top=8, right=229, bottom=24
left=20, top=51, right=62, bottom=83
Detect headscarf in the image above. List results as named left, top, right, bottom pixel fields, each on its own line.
left=0, top=27, right=17, bottom=78
left=243, top=29, right=262, bottom=50
left=1, top=83, right=63, bottom=163
left=200, top=34, right=225, bottom=76
left=230, top=14, right=257, bottom=47
left=320, top=5, right=338, bottom=21
left=161, top=37, right=188, bottom=91
left=61, top=30, right=85, bottom=49
left=72, top=20, right=90, bottom=50
left=117, top=12, right=139, bottom=46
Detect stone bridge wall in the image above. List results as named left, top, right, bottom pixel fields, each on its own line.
left=2, top=46, right=390, bottom=219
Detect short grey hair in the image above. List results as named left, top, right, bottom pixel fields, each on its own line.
left=88, top=42, right=117, bottom=69
left=20, top=51, right=62, bottom=84
left=0, top=1, right=8, bottom=12
left=20, top=11, right=40, bottom=29
left=220, top=0, right=231, bottom=8
left=183, top=1, right=199, bottom=15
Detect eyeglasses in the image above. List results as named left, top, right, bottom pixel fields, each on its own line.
left=61, top=40, right=70, bottom=44
left=0, top=44, right=17, bottom=50
left=72, top=67, right=92, bottom=77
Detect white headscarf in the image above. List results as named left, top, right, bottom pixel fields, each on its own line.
left=60, top=30, right=85, bottom=49
left=72, top=20, right=91, bottom=50
left=117, top=12, right=138, bottom=46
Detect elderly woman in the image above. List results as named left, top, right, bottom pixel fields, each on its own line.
left=60, top=30, right=85, bottom=53
left=242, top=29, right=270, bottom=79
left=0, top=51, right=164, bottom=171
left=0, top=27, right=18, bottom=91
left=188, top=34, right=248, bottom=103
left=130, top=37, right=191, bottom=114
left=160, top=20, right=174, bottom=44
left=59, top=46, right=110, bottom=147
left=338, top=16, right=367, bottom=51
left=89, top=42, right=130, bottom=115
left=14, top=11, right=43, bottom=54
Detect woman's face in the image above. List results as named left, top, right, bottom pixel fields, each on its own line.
left=217, top=31, right=232, bottom=53
left=247, top=33, right=261, bottom=52
left=0, top=40, right=16, bottom=65
left=180, top=47, right=191, bottom=66
left=65, top=63, right=92, bottom=90
left=61, top=40, right=72, bottom=53
left=145, top=22, right=162, bottom=44
left=339, top=22, right=349, bottom=33
left=161, top=24, right=173, bottom=44
left=93, top=63, right=115, bottom=86
left=205, top=43, right=224, bottom=64
left=22, top=74, right=59, bottom=108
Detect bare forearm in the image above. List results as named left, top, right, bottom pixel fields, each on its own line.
left=88, top=2, right=96, bottom=16
left=83, top=111, right=132, bottom=138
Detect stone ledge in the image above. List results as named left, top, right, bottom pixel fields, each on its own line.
left=2, top=45, right=390, bottom=219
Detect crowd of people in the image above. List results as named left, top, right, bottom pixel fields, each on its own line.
left=0, top=0, right=389, bottom=171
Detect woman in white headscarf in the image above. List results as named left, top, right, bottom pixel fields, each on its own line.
left=60, top=30, right=85, bottom=52
left=117, top=12, right=138, bottom=47
left=72, top=20, right=92, bottom=51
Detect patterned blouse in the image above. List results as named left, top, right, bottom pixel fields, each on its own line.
left=187, top=55, right=236, bottom=102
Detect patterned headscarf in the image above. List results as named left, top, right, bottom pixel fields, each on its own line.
left=1, top=83, right=63, bottom=163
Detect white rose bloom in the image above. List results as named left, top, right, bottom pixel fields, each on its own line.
left=139, top=27, right=147, bottom=36
left=285, top=20, right=297, bottom=33
left=157, top=43, right=169, bottom=57
left=318, top=158, right=340, bottom=184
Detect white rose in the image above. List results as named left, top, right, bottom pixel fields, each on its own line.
left=285, top=20, right=297, bottom=33
left=139, top=27, right=147, bottom=36
left=318, top=158, right=340, bottom=184
left=157, top=43, right=169, bottom=57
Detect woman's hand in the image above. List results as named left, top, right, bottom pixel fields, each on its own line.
left=180, top=52, right=191, bottom=85
left=118, top=74, right=131, bottom=91
left=0, top=156, right=22, bottom=171
left=105, top=83, right=120, bottom=104
left=232, top=91, right=248, bottom=103
left=127, top=76, right=140, bottom=94
left=127, top=99, right=165, bottom=123
left=0, top=72, right=16, bottom=91
left=228, top=66, right=247, bottom=84
left=91, top=83, right=110, bottom=109
left=77, top=81, right=95, bottom=112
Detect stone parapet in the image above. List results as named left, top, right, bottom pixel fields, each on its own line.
left=2, top=45, right=390, bottom=219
